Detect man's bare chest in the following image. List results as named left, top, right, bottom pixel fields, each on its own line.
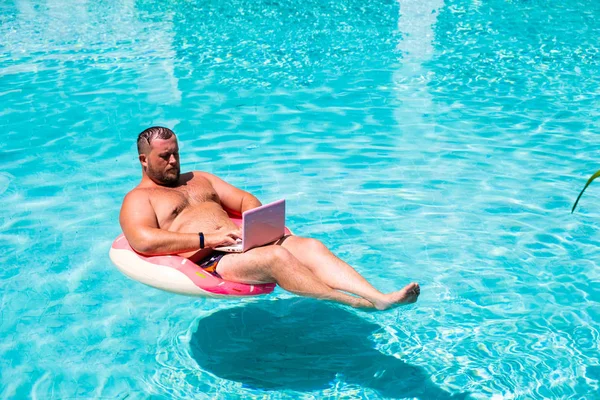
left=149, top=181, right=221, bottom=224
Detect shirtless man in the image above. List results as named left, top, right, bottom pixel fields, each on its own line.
left=119, top=127, right=420, bottom=309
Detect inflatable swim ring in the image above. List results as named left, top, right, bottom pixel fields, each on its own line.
left=109, top=216, right=291, bottom=298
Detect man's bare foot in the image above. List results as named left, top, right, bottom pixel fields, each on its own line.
left=373, top=282, right=420, bottom=311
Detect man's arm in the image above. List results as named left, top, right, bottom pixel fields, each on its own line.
left=119, top=190, right=240, bottom=256
left=199, top=172, right=262, bottom=215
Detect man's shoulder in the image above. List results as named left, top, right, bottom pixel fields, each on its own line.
left=190, top=170, right=211, bottom=179
left=123, top=186, right=152, bottom=202
left=187, top=171, right=218, bottom=185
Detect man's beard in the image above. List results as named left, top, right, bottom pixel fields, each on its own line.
left=161, top=170, right=180, bottom=186
left=148, top=164, right=180, bottom=187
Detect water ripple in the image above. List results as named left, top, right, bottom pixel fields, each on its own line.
left=2, top=0, right=600, bottom=398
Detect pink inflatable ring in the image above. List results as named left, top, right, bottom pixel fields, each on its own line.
left=109, top=217, right=291, bottom=298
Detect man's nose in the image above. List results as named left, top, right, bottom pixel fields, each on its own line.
left=169, top=155, right=177, bottom=164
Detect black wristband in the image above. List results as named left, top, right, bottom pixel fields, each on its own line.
left=199, top=232, right=205, bottom=249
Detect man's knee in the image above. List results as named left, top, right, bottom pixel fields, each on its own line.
left=299, top=237, right=327, bottom=254
left=266, top=245, right=294, bottom=265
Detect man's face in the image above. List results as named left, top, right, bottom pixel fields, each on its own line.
left=143, top=136, right=180, bottom=186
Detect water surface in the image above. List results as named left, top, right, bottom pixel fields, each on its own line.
left=1, top=0, right=600, bottom=398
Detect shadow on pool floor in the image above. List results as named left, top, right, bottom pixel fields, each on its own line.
left=190, top=298, right=468, bottom=399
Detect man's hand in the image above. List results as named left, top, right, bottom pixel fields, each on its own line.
left=205, top=228, right=242, bottom=248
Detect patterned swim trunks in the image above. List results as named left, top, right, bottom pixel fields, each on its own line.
left=197, top=252, right=226, bottom=277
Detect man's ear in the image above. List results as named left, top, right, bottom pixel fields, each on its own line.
left=139, top=154, right=148, bottom=169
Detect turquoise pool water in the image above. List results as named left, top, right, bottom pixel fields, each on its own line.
left=2, top=0, right=600, bottom=398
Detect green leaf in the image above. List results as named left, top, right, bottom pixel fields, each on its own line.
left=572, top=169, right=600, bottom=213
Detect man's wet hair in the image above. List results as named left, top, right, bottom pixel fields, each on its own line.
left=137, top=126, right=175, bottom=155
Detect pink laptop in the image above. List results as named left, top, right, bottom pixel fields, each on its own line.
left=215, top=199, right=286, bottom=253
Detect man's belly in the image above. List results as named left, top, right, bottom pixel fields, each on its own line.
left=167, top=202, right=238, bottom=261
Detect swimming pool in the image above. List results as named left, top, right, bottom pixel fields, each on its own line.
left=1, top=0, right=600, bottom=398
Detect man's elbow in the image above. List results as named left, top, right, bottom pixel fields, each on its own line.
left=127, top=233, right=156, bottom=256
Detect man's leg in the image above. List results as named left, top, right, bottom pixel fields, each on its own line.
left=278, top=236, right=420, bottom=310
left=215, top=246, right=374, bottom=308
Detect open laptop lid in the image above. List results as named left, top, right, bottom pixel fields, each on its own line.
left=214, top=199, right=286, bottom=253
left=242, top=199, right=286, bottom=252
